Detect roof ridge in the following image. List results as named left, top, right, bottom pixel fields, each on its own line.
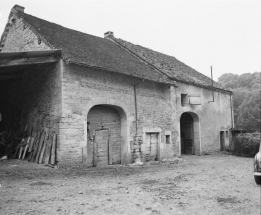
left=107, top=36, right=174, bottom=82
left=113, top=38, right=230, bottom=92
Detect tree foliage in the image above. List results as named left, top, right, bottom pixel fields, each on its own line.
left=218, top=72, right=261, bottom=132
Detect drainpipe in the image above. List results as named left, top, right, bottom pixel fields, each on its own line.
left=208, top=66, right=215, bottom=103
left=133, top=79, right=144, bottom=135
left=229, top=92, right=235, bottom=151
left=230, top=93, right=234, bottom=129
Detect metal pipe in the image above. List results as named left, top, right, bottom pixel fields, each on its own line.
left=134, top=85, right=138, bottom=134
left=230, top=93, right=234, bottom=129
left=133, top=79, right=145, bottom=135
left=208, top=66, right=215, bottom=103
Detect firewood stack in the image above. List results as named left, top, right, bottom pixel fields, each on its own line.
left=16, top=125, right=57, bottom=166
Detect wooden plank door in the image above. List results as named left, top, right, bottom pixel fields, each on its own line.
left=150, top=133, right=158, bottom=161
left=145, top=133, right=158, bottom=161
left=95, top=130, right=109, bottom=167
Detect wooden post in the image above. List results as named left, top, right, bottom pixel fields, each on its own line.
left=50, top=133, right=57, bottom=165
left=38, top=133, right=49, bottom=163
left=28, top=133, right=36, bottom=152
left=108, top=133, right=112, bottom=165
left=22, top=137, right=31, bottom=159
left=35, top=132, right=45, bottom=163
left=30, top=132, right=40, bottom=162
left=18, top=138, right=24, bottom=159
left=44, top=134, right=53, bottom=165
left=93, top=134, right=97, bottom=167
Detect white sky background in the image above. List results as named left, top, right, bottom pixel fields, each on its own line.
left=0, top=0, right=260, bottom=81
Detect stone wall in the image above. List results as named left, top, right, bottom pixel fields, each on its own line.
left=172, top=82, right=233, bottom=155
left=1, top=63, right=62, bottom=136
left=59, top=64, right=174, bottom=164
left=19, top=63, right=62, bottom=134
left=1, top=15, right=50, bottom=52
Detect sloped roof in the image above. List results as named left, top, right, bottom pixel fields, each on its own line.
left=112, top=38, right=223, bottom=88
left=8, top=10, right=172, bottom=85
left=2, top=7, right=227, bottom=90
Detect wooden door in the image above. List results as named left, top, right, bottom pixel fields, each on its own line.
left=87, top=105, right=121, bottom=166
left=95, top=130, right=109, bottom=167
left=145, top=133, right=158, bottom=161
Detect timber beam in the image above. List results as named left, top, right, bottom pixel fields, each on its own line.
left=0, top=55, right=59, bottom=67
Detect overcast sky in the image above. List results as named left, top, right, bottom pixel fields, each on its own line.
left=0, top=0, right=260, bottom=80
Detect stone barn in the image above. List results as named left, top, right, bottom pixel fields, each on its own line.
left=0, top=5, right=234, bottom=166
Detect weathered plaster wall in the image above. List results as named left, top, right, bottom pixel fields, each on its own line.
left=172, top=83, right=233, bottom=155
left=1, top=15, right=50, bottom=52
left=59, top=64, right=175, bottom=164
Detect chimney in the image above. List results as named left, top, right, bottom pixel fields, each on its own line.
left=104, top=31, right=114, bottom=39
left=13, top=5, right=25, bottom=13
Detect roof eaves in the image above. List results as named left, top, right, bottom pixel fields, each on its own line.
left=67, top=60, right=175, bottom=86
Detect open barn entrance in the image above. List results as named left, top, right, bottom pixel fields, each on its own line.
left=0, top=50, right=61, bottom=160
left=86, top=105, right=127, bottom=167
left=180, top=112, right=201, bottom=155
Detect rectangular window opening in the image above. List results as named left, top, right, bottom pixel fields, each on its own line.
left=166, top=135, right=170, bottom=144
left=181, top=93, right=188, bottom=107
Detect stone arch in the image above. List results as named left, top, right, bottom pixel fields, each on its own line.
left=83, top=98, right=131, bottom=119
left=83, top=99, right=132, bottom=165
left=180, top=111, right=201, bottom=155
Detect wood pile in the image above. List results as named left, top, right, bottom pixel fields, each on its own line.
left=15, top=125, right=57, bottom=166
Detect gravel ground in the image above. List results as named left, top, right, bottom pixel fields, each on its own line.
left=0, top=153, right=260, bottom=215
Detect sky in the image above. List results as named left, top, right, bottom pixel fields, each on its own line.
left=0, top=0, right=260, bottom=81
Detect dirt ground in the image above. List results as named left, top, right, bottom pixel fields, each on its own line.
left=0, top=153, right=260, bottom=215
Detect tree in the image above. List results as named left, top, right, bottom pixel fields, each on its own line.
left=237, top=90, right=261, bottom=132
left=218, top=72, right=261, bottom=132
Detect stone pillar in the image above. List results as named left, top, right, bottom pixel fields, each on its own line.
left=133, top=135, right=143, bottom=163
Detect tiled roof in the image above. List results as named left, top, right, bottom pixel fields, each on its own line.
left=8, top=9, right=227, bottom=90
left=12, top=10, right=172, bottom=85
left=112, top=38, right=223, bottom=89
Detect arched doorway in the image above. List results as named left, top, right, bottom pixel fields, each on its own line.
left=86, top=105, right=127, bottom=166
left=180, top=112, right=201, bottom=155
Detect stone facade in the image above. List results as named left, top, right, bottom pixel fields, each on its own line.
left=172, top=83, right=233, bottom=155
left=0, top=12, right=233, bottom=165
left=1, top=15, right=50, bottom=52
left=59, top=64, right=174, bottom=164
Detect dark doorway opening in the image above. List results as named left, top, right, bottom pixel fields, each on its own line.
left=220, top=131, right=225, bottom=151
left=180, top=113, right=194, bottom=155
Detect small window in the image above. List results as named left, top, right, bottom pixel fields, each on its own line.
left=181, top=94, right=188, bottom=107
left=166, top=135, right=170, bottom=144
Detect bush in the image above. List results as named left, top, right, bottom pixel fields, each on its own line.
left=233, top=133, right=261, bottom=157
